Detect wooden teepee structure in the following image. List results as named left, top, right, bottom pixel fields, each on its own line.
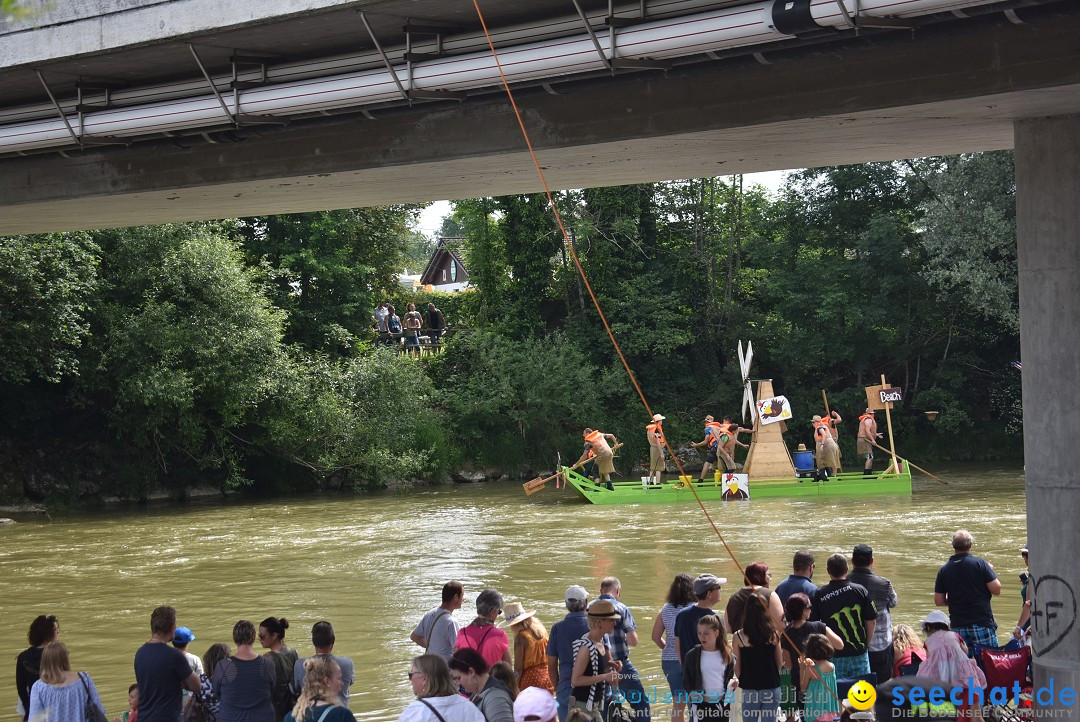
left=742, top=379, right=796, bottom=480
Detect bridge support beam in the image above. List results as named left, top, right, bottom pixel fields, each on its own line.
left=1015, top=114, right=1080, bottom=713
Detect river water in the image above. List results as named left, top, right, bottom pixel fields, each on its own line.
left=0, top=464, right=1027, bottom=722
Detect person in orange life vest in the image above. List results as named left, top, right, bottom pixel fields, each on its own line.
left=720, top=417, right=749, bottom=468
left=691, top=416, right=735, bottom=481
left=811, top=415, right=842, bottom=478
left=576, top=428, right=618, bottom=490
left=645, top=414, right=667, bottom=485
left=857, top=409, right=882, bottom=475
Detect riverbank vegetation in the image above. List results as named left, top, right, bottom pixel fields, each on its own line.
left=0, top=153, right=1021, bottom=504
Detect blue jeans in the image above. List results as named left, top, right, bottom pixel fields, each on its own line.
left=740, top=687, right=780, bottom=722
left=615, top=658, right=651, bottom=722
left=557, top=687, right=571, bottom=722
left=662, top=659, right=685, bottom=698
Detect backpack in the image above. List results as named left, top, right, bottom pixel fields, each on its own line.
left=270, top=650, right=299, bottom=719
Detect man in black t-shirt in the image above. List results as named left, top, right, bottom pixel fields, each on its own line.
left=134, top=606, right=200, bottom=722
left=934, top=529, right=1002, bottom=654
left=811, top=554, right=877, bottom=680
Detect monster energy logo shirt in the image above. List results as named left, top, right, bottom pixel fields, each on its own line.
left=810, top=580, right=878, bottom=657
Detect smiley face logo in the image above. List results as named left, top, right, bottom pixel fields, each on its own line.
left=847, top=680, right=876, bottom=711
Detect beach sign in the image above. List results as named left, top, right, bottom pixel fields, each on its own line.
left=755, top=395, right=792, bottom=426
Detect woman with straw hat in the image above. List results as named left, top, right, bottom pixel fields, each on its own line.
left=569, top=601, right=622, bottom=722
left=500, top=603, right=554, bottom=693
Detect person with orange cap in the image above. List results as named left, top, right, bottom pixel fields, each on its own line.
left=645, top=414, right=666, bottom=485
left=576, top=428, right=618, bottom=490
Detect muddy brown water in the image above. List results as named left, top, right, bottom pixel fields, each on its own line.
left=0, top=465, right=1027, bottom=721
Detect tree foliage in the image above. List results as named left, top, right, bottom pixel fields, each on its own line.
left=0, top=233, right=99, bottom=384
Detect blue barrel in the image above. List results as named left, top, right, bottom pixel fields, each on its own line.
left=793, top=449, right=814, bottom=471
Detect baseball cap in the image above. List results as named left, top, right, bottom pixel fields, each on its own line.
left=693, top=573, right=727, bottom=596
left=514, top=686, right=557, bottom=722
left=173, top=626, right=196, bottom=644
left=565, top=585, right=588, bottom=602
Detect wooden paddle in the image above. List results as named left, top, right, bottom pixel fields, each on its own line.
left=522, top=442, right=623, bottom=496
left=869, top=440, right=948, bottom=485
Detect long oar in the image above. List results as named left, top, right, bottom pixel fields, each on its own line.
left=869, top=440, right=948, bottom=485
left=522, top=442, right=623, bottom=495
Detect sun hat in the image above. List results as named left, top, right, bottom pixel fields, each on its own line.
left=514, top=685, right=557, bottom=722
left=587, top=600, right=622, bottom=620
left=812, top=415, right=822, bottom=422
left=652, top=414, right=665, bottom=422
left=173, top=626, right=196, bottom=644
left=704, top=415, right=714, bottom=422
left=500, top=602, right=537, bottom=628
left=922, top=610, right=951, bottom=628
left=1020, top=544, right=1029, bottom=554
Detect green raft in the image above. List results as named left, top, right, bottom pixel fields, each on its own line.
left=560, top=464, right=912, bottom=504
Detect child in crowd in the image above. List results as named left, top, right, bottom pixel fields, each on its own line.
left=799, top=635, right=839, bottom=722
left=683, top=614, right=735, bottom=721
left=114, top=684, right=138, bottom=722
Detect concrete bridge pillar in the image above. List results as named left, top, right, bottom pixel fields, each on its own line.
left=1015, top=114, right=1080, bottom=714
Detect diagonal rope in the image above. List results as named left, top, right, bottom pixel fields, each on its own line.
left=469, top=1, right=842, bottom=708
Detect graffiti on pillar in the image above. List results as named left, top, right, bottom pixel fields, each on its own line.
left=1030, top=575, right=1076, bottom=655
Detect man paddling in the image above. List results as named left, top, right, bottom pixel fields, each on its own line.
left=577, top=428, right=618, bottom=490
left=857, top=408, right=882, bottom=475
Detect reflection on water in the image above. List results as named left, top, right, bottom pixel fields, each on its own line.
left=0, top=465, right=1027, bottom=722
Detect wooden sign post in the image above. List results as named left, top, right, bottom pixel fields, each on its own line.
left=864, top=376, right=901, bottom=474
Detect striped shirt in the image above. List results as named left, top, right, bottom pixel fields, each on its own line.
left=660, top=603, right=694, bottom=662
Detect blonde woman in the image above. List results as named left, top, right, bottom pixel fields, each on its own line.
left=891, top=624, right=926, bottom=678
left=284, top=657, right=351, bottom=722
left=501, top=603, right=554, bottom=693
left=398, top=654, right=485, bottom=722
left=28, top=642, right=106, bottom=722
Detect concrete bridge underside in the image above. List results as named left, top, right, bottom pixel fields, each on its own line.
left=1, top=7, right=1079, bottom=234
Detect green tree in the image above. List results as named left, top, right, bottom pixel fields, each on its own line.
left=0, top=233, right=99, bottom=384
left=919, top=151, right=1017, bottom=332
left=85, top=223, right=287, bottom=490
left=234, top=207, right=420, bottom=353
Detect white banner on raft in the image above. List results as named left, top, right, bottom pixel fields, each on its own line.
left=755, top=395, right=792, bottom=425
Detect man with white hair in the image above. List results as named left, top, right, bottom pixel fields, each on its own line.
left=934, top=529, right=1002, bottom=654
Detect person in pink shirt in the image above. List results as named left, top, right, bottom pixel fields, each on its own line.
left=457, top=589, right=512, bottom=668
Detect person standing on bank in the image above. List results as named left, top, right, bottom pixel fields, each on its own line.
left=732, top=597, right=783, bottom=722
left=847, top=544, right=899, bottom=683
left=449, top=648, right=514, bottom=722
left=857, top=409, right=882, bottom=475
left=284, top=657, right=352, bottom=722
left=810, top=554, right=877, bottom=680
left=457, top=589, right=512, bottom=668
left=547, top=586, right=591, bottom=722
left=16, top=614, right=59, bottom=722
left=216, top=620, right=276, bottom=722
left=412, top=581, right=465, bottom=662
left=259, top=617, right=298, bottom=722
left=424, top=303, right=447, bottom=341
left=774, top=552, right=816, bottom=608
left=933, top=529, right=1002, bottom=654
left=399, top=654, right=486, bottom=722
left=651, top=574, right=696, bottom=722
left=404, top=303, right=424, bottom=356
left=292, top=622, right=355, bottom=707
left=28, top=642, right=107, bottom=722
left=597, top=577, right=650, bottom=722
left=569, top=601, right=622, bottom=722
left=135, top=606, right=202, bottom=722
